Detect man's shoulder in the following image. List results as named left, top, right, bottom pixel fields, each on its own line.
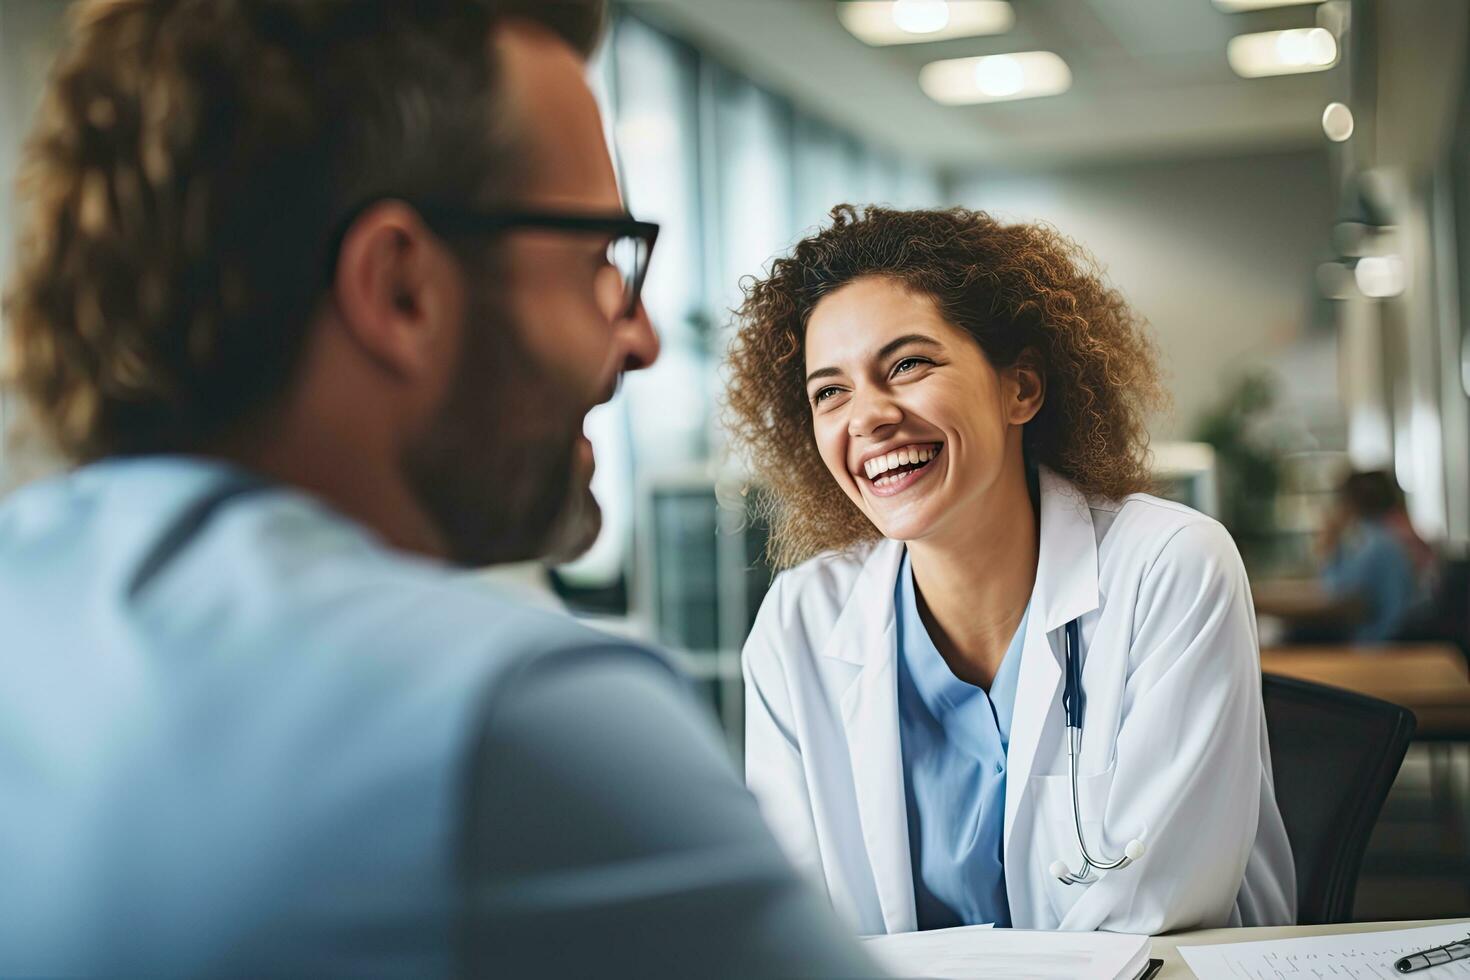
left=367, top=563, right=670, bottom=677
left=231, top=508, right=672, bottom=695
left=0, top=464, right=689, bottom=975
left=2, top=457, right=668, bottom=700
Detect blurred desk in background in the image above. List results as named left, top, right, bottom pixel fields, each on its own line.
left=1253, top=578, right=1363, bottom=634
left=1262, top=644, right=1470, bottom=739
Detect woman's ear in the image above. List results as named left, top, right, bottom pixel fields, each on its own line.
left=1008, top=348, right=1046, bottom=425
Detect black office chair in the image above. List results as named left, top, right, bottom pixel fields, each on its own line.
left=1263, top=674, right=1416, bottom=924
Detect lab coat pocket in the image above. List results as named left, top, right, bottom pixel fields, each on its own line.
left=1028, top=763, right=1116, bottom=925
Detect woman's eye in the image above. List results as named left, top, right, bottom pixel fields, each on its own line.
left=813, top=386, right=841, bottom=404
left=894, top=357, right=928, bottom=375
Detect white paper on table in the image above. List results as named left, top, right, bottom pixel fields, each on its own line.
left=1180, top=921, right=1470, bottom=979
left=860, top=925, right=1150, bottom=980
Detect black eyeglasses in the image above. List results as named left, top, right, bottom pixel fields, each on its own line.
left=328, top=198, right=660, bottom=321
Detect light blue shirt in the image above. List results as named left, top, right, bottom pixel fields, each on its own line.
left=1321, top=518, right=1419, bottom=644
left=895, top=551, right=1026, bottom=930
left=0, top=457, right=881, bottom=978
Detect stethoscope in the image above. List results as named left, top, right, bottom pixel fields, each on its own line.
left=1048, top=618, right=1147, bottom=886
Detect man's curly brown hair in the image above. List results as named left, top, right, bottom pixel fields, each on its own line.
left=3, top=0, right=605, bottom=462
left=724, top=205, right=1166, bottom=569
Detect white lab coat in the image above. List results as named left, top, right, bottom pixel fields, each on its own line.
left=742, top=467, right=1296, bottom=935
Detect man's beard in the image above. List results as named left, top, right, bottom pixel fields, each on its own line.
left=534, top=451, right=602, bottom=565
left=402, top=289, right=602, bottom=568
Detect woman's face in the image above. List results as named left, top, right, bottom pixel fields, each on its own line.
left=804, top=276, right=1042, bottom=543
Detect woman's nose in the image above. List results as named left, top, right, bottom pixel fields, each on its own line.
left=847, top=385, right=902, bottom=439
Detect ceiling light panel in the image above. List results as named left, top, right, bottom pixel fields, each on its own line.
left=1213, top=0, right=1323, bottom=12
left=1226, top=27, right=1338, bottom=78
left=919, top=51, right=1072, bottom=105
left=839, top=1, right=1015, bottom=46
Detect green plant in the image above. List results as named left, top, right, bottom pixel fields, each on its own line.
left=1192, top=371, right=1284, bottom=559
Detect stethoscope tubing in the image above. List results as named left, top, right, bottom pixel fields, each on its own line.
left=1054, top=618, right=1142, bottom=886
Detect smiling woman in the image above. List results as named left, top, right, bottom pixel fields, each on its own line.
left=725, top=204, right=1164, bottom=569
left=724, top=204, right=1296, bottom=938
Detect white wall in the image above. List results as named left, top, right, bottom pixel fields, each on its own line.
left=950, top=149, right=1337, bottom=441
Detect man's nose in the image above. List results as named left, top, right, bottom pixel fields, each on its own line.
left=617, top=300, right=660, bottom=373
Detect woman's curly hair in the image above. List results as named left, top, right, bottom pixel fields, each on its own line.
left=724, top=205, right=1166, bottom=569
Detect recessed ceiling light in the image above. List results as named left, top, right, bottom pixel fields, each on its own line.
left=1322, top=102, right=1354, bottom=141
left=1213, top=0, right=1322, bottom=12
left=919, top=51, right=1071, bottom=105
left=892, top=0, right=950, bottom=34
left=1227, top=27, right=1338, bottom=78
left=838, top=1, right=1014, bottom=46
left=1355, top=255, right=1406, bottom=299
left=975, top=54, right=1025, bottom=97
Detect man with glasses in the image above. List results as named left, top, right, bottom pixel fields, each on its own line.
left=0, top=1, right=881, bottom=976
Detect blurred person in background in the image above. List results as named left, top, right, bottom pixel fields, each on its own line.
left=726, top=206, right=1294, bottom=936
left=1318, top=470, right=1436, bottom=645
left=0, top=1, right=882, bottom=976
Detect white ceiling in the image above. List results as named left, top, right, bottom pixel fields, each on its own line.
left=624, top=0, right=1345, bottom=171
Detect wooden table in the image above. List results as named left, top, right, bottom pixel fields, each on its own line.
left=1253, top=578, right=1362, bottom=625
left=1153, top=917, right=1470, bottom=978
left=1261, top=644, right=1470, bottom=739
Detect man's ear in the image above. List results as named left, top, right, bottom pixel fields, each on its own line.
left=1008, top=347, right=1046, bottom=426
left=331, top=200, right=459, bottom=380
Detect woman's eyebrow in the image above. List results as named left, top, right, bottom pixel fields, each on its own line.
left=805, top=334, right=943, bottom=386
left=876, top=333, right=942, bottom=359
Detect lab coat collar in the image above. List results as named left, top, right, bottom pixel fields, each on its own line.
left=1005, top=467, right=1100, bottom=863
left=817, top=467, right=1100, bottom=655
left=817, top=538, right=904, bottom=667
left=1034, top=466, right=1101, bottom=632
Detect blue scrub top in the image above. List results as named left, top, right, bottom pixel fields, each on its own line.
left=895, top=551, right=1026, bottom=930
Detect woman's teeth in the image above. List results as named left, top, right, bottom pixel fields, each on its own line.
left=864, top=444, right=941, bottom=482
